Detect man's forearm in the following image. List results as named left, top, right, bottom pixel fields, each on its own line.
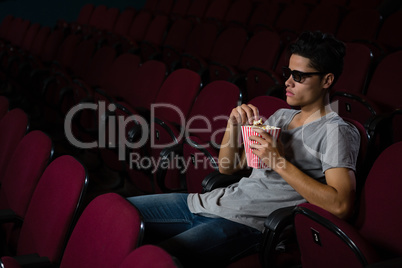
left=218, top=123, right=245, bottom=174
left=274, top=160, right=356, bottom=219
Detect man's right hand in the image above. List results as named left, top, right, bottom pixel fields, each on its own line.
left=228, top=104, right=260, bottom=126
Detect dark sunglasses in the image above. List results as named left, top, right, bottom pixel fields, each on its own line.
left=282, top=66, right=325, bottom=83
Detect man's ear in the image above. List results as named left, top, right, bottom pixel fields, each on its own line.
left=322, top=73, right=334, bottom=89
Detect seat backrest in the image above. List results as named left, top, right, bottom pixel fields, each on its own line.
left=0, top=130, right=53, bottom=218
left=170, top=0, right=191, bottom=19
left=20, top=23, right=40, bottom=52
left=293, top=0, right=321, bottom=5
left=155, top=0, right=174, bottom=15
left=40, top=29, right=65, bottom=63
left=54, top=33, right=81, bottom=71
left=247, top=2, right=281, bottom=32
left=302, top=3, right=341, bottom=34
left=0, top=131, right=53, bottom=252
left=100, top=53, right=141, bottom=98
left=162, top=18, right=192, bottom=71
left=223, top=0, right=253, bottom=27
left=127, top=10, right=153, bottom=42
left=113, top=8, right=136, bottom=37
left=70, top=38, right=96, bottom=78
left=143, top=0, right=159, bottom=13
left=186, top=0, right=210, bottom=20
left=180, top=81, right=241, bottom=193
left=83, top=45, right=116, bottom=87
left=0, top=96, right=9, bottom=120
left=29, top=25, right=51, bottom=57
left=376, top=9, right=402, bottom=52
left=99, top=7, right=119, bottom=32
left=119, top=245, right=180, bottom=268
left=274, top=3, right=310, bottom=33
left=325, top=0, right=349, bottom=7
left=248, top=95, right=291, bottom=121
left=60, top=193, right=143, bottom=268
left=187, top=80, right=240, bottom=144
left=184, top=21, right=219, bottom=59
left=143, top=15, right=170, bottom=45
left=332, top=42, right=374, bottom=95
left=124, top=59, right=167, bottom=110
left=2, top=16, right=17, bottom=42
left=204, top=0, right=231, bottom=23
left=208, top=26, right=248, bottom=66
left=88, top=4, right=108, bottom=29
left=237, top=30, right=282, bottom=72
left=0, top=15, right=14, bottom=40
left=336, top=8, right=382, bottom=42
left=16, top=155, right=88, bottom=264
left=6, top=17, right=30, bottom=47
left=163, top=18, right=193, bottom=52
left=76, top=3, right=95, bottom=25
left=0, top=256, right=21, bottom=268
left=365, top=50, right=402, bottom=111
left=348, top=0, right=383, bottom=10
left=0, top=108, right=29, bottom=183
left=355, top=141, right=402, bottom=258
left=140, top=14, right=170, bottom=61
left=153, top=69, right=201, bottom=125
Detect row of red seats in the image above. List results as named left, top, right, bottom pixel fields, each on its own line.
left=45, top=1, right=402, bottom=103
left=1, top=0, right=400, bottom=187
left=54, top=2, right=402, bottom=66
left=57, top=2, right=402, bottom=96
left=138, top=0, right=402, bottom=50
left=0, top=13, right=279, bottom=198
left=0, top=14, right=241, bottom=195
left=0, top=101, right=180, bottom=267
left=0, top=3, right=398, bottom=266
left=0, top=7, right=399, bottom=196
left=0, top=3, right=396, bottom=193
left=140, top=0, right=385, bottom=17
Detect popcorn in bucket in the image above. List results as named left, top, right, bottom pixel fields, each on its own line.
left=241, top=120, right=281, bottom=169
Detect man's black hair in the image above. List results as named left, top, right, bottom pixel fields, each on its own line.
left=289, top=31, right=346, bottom=86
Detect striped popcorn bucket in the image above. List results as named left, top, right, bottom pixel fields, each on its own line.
left=241, top=125, right=281, bottom=169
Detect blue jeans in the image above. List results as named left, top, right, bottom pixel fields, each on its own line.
left=127, top=193, right=262, bottom=267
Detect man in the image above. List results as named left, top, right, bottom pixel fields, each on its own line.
left=127, top=31, right=360, bottom=267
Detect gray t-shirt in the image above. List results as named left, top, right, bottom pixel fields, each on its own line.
left=187, top=109, right=360, bottom=231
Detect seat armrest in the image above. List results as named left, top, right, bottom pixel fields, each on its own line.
left=366, top=257, right=402, bottom=267
left=293, top=203, right=379, bottom=266
left=330, top=91, right=379, bottom=116
left=0, top=209, right=23, bottom=225
left=260, top=206, right=297, bottom=267
left=153, top=117, right=181, bottom=145
left=264, top=206, right=296, bottom=231
left=13, top=254, right=52, bottom=268
left=155, top=143, right=185, bottom=193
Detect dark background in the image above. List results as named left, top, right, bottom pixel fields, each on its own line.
left=0, top=0, right=146, bottom=27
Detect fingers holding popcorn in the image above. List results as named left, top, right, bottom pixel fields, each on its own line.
left=229, top=104, right=259, bottom=126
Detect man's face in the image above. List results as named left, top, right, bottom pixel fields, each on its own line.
left=284, top=54, right=329, bottom=109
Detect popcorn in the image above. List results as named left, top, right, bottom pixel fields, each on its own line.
left=241, top=120, right=281, bottom=169
left=252, top=118, right=263, bottom=126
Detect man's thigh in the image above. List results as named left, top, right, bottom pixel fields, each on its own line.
left=159, top=216, right=262, bottom=267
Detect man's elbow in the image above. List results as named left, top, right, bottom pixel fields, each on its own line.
left=333, top=201, right=354, bottom=219
left=218, top=166, right=234, bottom=175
